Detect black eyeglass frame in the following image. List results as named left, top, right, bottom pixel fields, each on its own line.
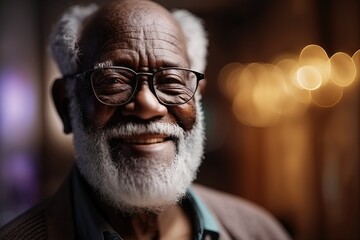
left=65, top=66, right=205, bottom=106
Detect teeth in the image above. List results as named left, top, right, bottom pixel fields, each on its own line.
left=124, top=138, right=165, bottom=144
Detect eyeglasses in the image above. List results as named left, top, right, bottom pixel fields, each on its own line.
left=69, top=66, right=204, bottom=106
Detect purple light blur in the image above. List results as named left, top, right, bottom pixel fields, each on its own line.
left=0, top=68, right=37, bottom=144
left=1, top=153, right=38, bottom=202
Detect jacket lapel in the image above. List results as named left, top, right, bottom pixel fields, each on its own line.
left=46, top=175, right=76, bottom=240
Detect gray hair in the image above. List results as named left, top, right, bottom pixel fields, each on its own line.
left=172, top=9, right=208, bottom=73
left=49, top=4, right=208, bottom=75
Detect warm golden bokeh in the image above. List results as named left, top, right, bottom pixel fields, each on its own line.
left=311, top=81, right=343, bottom=107
left=218, top=44, right=360, bottom=127
left=296, top=66, right=322, bottom=90
left=330, top=52, right=356, bottom=87
left=299, top=44, right=331, bottom=86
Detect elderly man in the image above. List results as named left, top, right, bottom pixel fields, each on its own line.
left=0, top=0, right=290, bottom=239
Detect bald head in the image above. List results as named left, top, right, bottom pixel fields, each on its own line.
left=50, top=0, right=208, bottom=75
left=78, top=0, right=188, bottom=72
left=90, top=0, right=179, bottom=27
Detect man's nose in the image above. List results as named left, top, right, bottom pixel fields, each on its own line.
left=121, top=85, right=168, bottom=120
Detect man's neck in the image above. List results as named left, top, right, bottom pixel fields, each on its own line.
left=76, top=170, right=194, bottom=239
left=98, top=200, right=193, bottom=240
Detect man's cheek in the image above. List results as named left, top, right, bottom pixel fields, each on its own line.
left=170, top=103, right=197, bottom=131
left=82, top=101, right=117, bottom=129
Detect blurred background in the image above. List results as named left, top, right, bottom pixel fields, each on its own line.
left=0, top=0, right=359, bottom=239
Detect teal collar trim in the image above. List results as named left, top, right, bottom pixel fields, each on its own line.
left=187, top=187, right=219, bottom=240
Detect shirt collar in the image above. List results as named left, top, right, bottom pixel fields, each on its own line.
left=72, top=169, right=219, bottom=240
left=186, top=187, right=220, bottom=240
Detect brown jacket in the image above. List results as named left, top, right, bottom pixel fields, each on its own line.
left=0, top=178, right=290, bottom=240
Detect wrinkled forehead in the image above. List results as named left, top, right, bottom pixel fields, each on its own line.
left=78, top=0, right=188, bottom=70
left=100, top=0, right=178, bottom=27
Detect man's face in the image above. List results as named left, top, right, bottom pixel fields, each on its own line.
left=67, top=1, right=205, bottom=212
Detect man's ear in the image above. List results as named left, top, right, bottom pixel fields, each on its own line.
left=198, top=78, right=207, bottom=96
left=51, top=78, right=72, bottom=134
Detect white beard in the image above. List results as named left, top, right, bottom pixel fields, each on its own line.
left=67, top=81, right=205, bottom=213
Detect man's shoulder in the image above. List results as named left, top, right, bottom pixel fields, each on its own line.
left=0, top=176, right=75, bottom=240
left=191, top=184, right=276, bottom=219
left=191, top=184, right=291, bottom=240
left=0, top=200, right=49, bottom=240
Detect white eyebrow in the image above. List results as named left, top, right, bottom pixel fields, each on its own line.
left=94, top=60, right=114, bottom=69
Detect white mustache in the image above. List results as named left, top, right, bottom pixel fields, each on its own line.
left=103, top=122, right=185, bottom=139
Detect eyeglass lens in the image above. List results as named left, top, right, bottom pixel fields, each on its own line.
left=91, top=68, right=198, bottom=106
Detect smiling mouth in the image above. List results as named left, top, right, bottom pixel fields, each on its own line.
left=122, top=137, right=167, bottom=144
left=110, top=134, right=174, bottom=148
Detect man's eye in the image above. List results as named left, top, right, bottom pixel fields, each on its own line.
left=156, top=76, right=185, bottom=85
left=94, top=75, right=128, bottom=86
left=101, top=77, right=120, bottom=84
left=92, top=70, right=134, bottom=85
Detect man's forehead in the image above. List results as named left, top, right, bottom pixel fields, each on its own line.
left=78, top=0, right=187, bottom=70
left=93, top=0, right=177, bottom=27
left=80, top=0, right=184, bottom=40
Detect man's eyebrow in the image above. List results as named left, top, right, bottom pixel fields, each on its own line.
left=94, top=60, right=113, bottom=69
left=156, top=59, right=189, bottom=69
left=93, top=59, right=189, bottom=70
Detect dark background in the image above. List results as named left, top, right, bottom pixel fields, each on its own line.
left=0, top=0, right=359, bottom=239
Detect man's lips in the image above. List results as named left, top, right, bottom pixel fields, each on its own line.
left=110, top=134, right=174, bottom=147
left=122, top=137, right=166, bottom=144
left=121, top=135, right=170, bottom=145
left=108, top=134, right=177, bottom=160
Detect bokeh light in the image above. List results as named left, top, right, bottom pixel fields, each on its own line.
left=218, top=44, right=360, bottom=127
left=218, top=63, right=245, bottom=101
left=351, top=50, right=360, bottom=85
left=311, top=81, right=343, bottom=107
left=299, top=44, right=331, bottom=86
left=275, top=58, right=312, bottom=105
left=330, top=52, right=356, bottom=87
left=0, top=69, right=37, bottom=145
left=296, top=66, right=322, bottom=90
